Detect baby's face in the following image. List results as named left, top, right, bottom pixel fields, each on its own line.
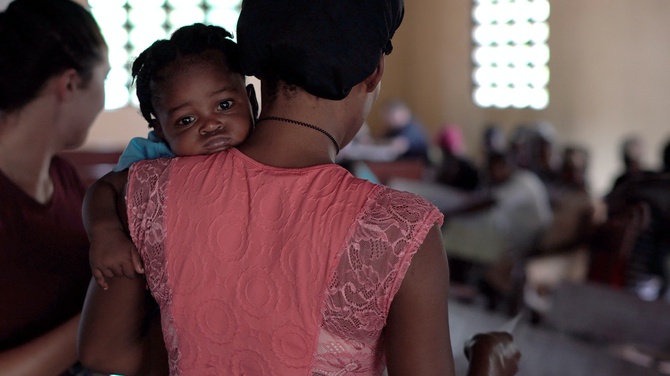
left=153, top=60, right=253, bottom=156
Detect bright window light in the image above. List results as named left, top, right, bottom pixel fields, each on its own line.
left=472, top=0, right=550, bottom=110
left=89, top=0, right=242, bottom=110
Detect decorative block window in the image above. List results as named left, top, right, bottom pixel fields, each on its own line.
left=471, top=0, right=550, bottom=109
left=89, top=0, right=242, bottom=110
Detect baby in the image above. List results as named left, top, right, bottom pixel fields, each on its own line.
left=84, top=23, right=257, bottom=289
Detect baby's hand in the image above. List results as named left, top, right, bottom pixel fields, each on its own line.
left=89, top=229, right=144, bottom=290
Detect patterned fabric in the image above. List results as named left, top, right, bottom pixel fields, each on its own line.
left=127, top=149, right=443, bottom=375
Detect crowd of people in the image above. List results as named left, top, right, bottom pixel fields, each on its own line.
left=341, top=109, right=670, bottom=317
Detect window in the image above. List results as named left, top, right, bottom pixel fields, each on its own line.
left=89, top=0, right=242, bottom=110
left=471, top=0, right=550, bottom=109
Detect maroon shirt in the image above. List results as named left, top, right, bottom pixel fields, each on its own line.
left=0, top=156, right=90, bottom=350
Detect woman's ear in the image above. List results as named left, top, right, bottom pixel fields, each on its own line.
left=364, top=55, right=385, bottom=93
left=56, top=68, right=80, bottom=102
left=246, top=83, right=259, bottom=120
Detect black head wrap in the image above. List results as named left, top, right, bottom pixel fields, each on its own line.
left=237, top=0, right=404, bottom=100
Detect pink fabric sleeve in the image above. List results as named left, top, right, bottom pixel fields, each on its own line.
left=313, top=186, right=444, bottom=374
left=126, top=158, right=173, bottom=306
left=126, top=158, right=183, bottom=374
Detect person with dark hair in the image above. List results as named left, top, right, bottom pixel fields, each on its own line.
left=609, top=135, right=655, bottom=191
left=78, top=1, right=520, bottom=375
left=443, top=151, right=552, bottom=311
left=84, top=23, right=257, bottom=290
left=435, top=123, right=481, bottom=192
left=597, top=138, right=670, bottom=300
left=0, top=0, right=109, bottom=374
left=482, top=124, right=506, bottom=160
left=525, top=145, right=597, bottom=315
left=601, top=173, right=670, bottom=300
left=381, top=99, right=430, bottom=161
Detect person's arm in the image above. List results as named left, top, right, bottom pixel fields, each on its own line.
left=83, top=170, right=143, bottom=290
left=79, top=170, right=167, bottom=375
left=384, top=225, right=521, bottom=376
left=78, top=277, right=166, bottom=375
left=0, top=314, right=80, bottom=376
left=443, top=191, right=497, bottom=218
left=384, top=224, right=455, bottom=376
left=464, top=332, right=520, bottom=376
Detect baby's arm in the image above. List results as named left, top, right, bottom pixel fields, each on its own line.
left=83, top=170, right=143, bottom=290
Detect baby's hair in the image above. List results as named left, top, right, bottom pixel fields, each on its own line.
left=132, top=23, right=242, bottom=125
left=0, top=0, right=106, bottom=112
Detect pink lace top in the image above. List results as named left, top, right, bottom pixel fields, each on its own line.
left=127, top=149, right=443, bottom=375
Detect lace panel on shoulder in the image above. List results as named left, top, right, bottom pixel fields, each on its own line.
left=126, top=158, right=181, bottom=374
left=312, top=186, right=444, bottom=374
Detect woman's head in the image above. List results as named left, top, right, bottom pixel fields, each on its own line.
left=237, top=0, right=404, bottom=102
left=0, top=0, right=107, bottom=113
left=621, top=135, right=643, bottom=171
left=561, top=146, right=589, bottom=189
left=383, top=100, right=412, bottom=130
left=487, top=151, right=514, bottom=184
left=437, top=124, right=466, bottom=156
left=132, top=24, right=255, bottom=156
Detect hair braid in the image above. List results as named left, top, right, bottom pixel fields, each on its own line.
left=130, top=23, right=242, bottom=128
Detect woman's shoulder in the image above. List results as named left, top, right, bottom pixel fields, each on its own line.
left=129, top=152, right=228, bottom=180
left=367, top=184, right=442, bottom=215
left=354, top=184, right=444, bottom=240
left=129, top=156, right=175, bottom=182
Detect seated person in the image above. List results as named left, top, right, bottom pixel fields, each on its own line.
left=435, top=123, right=480, bottom=192
left=525, top=146, right=600, bottom=314
left=443, top=151, right=552, bottom=309
left=380, top=99, right=429, bottom=162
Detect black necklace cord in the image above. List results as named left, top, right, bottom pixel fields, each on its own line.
left=256, top=116, right=340, bottom=155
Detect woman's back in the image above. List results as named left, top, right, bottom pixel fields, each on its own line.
left=127, top=149, right=443, bottom=375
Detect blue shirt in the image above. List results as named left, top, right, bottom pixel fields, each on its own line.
left=113, top=131, right=175, bottom=172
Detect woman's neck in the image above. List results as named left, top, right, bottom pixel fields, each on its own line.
left=0, top=106, right=57, bottom=203
left=239, top=121, right=336, bottom=168
left=239, top=91, right=357, bottom=168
